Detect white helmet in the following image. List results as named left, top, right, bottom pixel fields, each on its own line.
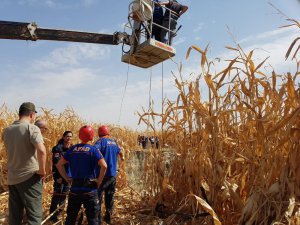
left=131, top=0, right=153, bottom=22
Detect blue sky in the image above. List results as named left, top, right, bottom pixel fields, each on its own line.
left=0, top=0, right=299, bottom=130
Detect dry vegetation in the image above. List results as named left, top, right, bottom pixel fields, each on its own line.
left=0, top=107, right=142, bottom=224
left=0, top=19, right=299, bottom=225
left=138, top=19, right=300, bottom=224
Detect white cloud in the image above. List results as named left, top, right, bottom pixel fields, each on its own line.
left=118, top=22, right=128, bottom=31
left=75, top=74, right=176, bottom=129
left=34, top=44, right=111, bottom=70
left=175, top=27, right=300, bottom=103
left=193, top=22, right=205, bottom=33
left=33, top=69, right=96, bottom=98
left=226, top=27, right=299, bottom=74
left=81, top=0, right=97, bottom=7
left=173, top=37, right=186, bottom=46
left=0, top=42, right=176, bottom=130
left=238, top=27, right=297, bottom=44
left=244, top=38, right=297, bottom=74
left=0, top=41, right=112, bottom=121
left=0, top=0, right=10, bottom=6
left=18, top=0, right=57, bottom=7
left=0, top=68, right=96, bottom=103
left=21, top=27, right=297, bottom=129
left=17, top=0, right=96, bottom=8
left=179, top=27, right=299, bottom=77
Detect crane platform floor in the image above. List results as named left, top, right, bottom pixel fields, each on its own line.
left=122, top=38, right=176, bottom=68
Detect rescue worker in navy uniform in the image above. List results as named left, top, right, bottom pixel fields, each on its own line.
left=49, top=130, right=73, bottom=223
left=160, top=0, right=188, bottom=45
left=56, top=125, right=107, bottom=225
left=151, top=0, right=164, bottom=41
left=94, top=126, right=124, bottom=224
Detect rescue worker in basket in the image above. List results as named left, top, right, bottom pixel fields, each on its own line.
left=56, top=125, right=107, bottom=225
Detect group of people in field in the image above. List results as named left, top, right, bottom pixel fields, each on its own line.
left=0, top=2, right=190, bottom=224
left=138, top=135, right=160, bottom=149
left=2, top=102, right=124, bottom=225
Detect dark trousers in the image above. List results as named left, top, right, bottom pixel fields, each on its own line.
left=8, top=173, right=43, bottom=225
left=49, top=181, right=69, bottom=221
left=65, top=190, right=99, bottom=225
left=142, top=141, right=147, bottom=149
left=98, top=177, right=116, bottom=222
left=161, top=18, right=177, bottom=45
left=151, top=18, right=163, bottom=42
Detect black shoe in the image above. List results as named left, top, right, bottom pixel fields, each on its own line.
left=104, top=213, right=111, bottom=224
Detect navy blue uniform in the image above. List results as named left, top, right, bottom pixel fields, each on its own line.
left=161, top=0, right=185, bottom=45
left=49, top=142, right=71, bottom=222
left=94, top=137, right=120, bottom=224
left=152, top=0, right=163, bottom=41
left=62, top=143, right=103, bottom=225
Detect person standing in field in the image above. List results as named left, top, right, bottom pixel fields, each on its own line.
left=49, top=130, right=73, bottom=223
left=2, top=102, right=47, bottom=225
left=94, top=125, right=125, bottom=224
left=150, top=136, right=155, bottom=148
left=160, top=0, right=188, bottom=45
left=137, top=135, right=141, bottom=146
left=155, top=136, right=160, bottom=149
left=56, top=125, right=107, bottom=225
left=17, top=118, right=47, bottom=224
left=141, top=135, right=147, bottom=149
left=34, top=119, right=48, bottom=134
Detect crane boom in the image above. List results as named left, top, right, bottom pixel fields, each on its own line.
left=0, top=19, right=176, bottom=68
left=0, top=20, right=129, bottom=45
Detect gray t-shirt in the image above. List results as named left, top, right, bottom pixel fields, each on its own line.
left=3, top=120, right=44, bottom=185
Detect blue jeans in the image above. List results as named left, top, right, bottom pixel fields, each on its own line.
left=49, top=181, right=69, bottom=221
left=98, top=177, right=116, bottom=223
left=8, top=173, right=43, bottom=225
left=65, top=190, right=99, bottom=225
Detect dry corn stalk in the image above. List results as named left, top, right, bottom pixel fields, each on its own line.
left=138, top=19, right=300, bottom=225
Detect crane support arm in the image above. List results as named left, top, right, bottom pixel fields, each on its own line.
left=0, top=20, right=130, bottom=45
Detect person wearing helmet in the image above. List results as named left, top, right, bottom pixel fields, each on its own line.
left=94, top=125, right=124, bottom=224
left=56, top=125, right=107, bottom=225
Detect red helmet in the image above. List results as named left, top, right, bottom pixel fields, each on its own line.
left=98, top=125, right=109, bottom=137
left=79, top=125, right=94, bottom=142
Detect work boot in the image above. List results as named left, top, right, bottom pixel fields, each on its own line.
left=103, top=212, right=111, bottom=224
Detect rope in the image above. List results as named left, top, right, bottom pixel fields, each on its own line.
left=41, top=201, right=66, bottom=224
left=147, top=66, right=153, bottom=134
left=161, top=62, right=164, bottom=147
left=118, top=57, right=130, bottom=125
left=42, top=179, right=96, bottom=224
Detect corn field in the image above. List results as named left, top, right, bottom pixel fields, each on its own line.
left=0, top=19, right=300, bottom=225
left=138, top=19, right=300, bottom=224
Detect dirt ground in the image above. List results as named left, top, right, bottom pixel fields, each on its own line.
left=0, top=150, right=164, bottom=225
